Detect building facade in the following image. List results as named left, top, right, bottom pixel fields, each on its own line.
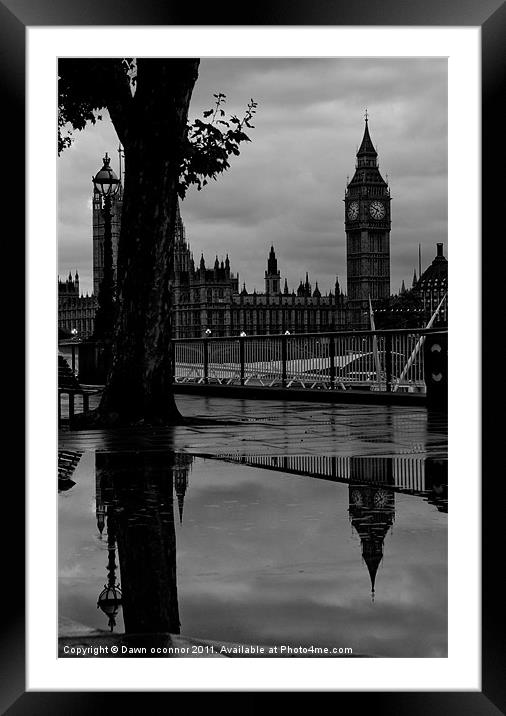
left=58, top=272, right=97, bottom=337
left=59, top=118, right=447, bottom=340
left=412, top=242, right=448, bottom=325
left=172, top=210, right=347, bottom=338
left=374, top=242, right=448, bottom=329
left=92, top=172, right=123, bottom=296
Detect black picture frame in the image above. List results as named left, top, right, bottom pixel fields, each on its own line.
left=2, top=0, right=503, bottom=711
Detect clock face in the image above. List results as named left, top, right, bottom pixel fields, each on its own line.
left=373, top=488, right=389, bottom=508
left=351, top=489, right=363, bottom=506
left=347, top=201, right=359, bottom=221
left=369, top=201, right=386, bottom=220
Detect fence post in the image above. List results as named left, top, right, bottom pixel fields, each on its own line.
left=329, top=335, right=336, bottom=389
left=423, top=332, right=447, bottom=411
left=281, top=334, right=287, bottom=388
left=239, top=337, right=245, bottom=386
left=203, top=338, right=209, bottom=385
left=385, top=333, right=393, bottom=393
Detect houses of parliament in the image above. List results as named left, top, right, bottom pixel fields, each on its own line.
left=58, top=118, right=448, bottom=338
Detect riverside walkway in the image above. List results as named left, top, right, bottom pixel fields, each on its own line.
left=60, top=328, right=448, bottom=425
left=59, top=394, right=447, bottom=459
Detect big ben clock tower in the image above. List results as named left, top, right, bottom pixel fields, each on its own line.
left=345, top=115, right=391, bottom=328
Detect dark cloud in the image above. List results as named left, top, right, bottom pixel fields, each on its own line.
left=59, top=58, right=447, bottom=296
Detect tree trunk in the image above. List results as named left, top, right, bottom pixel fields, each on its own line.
left=96, top=60, right=200, bottom=426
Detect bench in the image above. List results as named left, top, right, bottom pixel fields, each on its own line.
left=58, top=450, right=83, bottom=480
left=58, top=354, right=98, bottom=424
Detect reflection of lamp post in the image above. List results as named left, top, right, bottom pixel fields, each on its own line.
left=97, top=509, right=122, bottom=631
left=92, top=154, right=119, bottom=339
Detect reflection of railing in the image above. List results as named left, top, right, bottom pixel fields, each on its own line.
left=208, top=453, right=448, bottom=511
left=173, top=328, right=447, bottom=393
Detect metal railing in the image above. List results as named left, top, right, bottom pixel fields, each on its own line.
left=173, top=328, right=447, bottom=393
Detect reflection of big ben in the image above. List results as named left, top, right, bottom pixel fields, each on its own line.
left=173, top=453, right=193, bottom=524
left=348, top=457, right=395, bottom=598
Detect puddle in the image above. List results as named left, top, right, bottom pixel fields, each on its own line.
left=59, top=451, right=447, bottom=657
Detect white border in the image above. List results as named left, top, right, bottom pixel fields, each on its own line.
left=28, top=27, right=480, bottom=691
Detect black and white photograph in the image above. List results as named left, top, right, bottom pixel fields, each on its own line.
left=0, top=0, right=498, bottom=704
left=57, top=56, right=449, bottom=660
left=0, top=0, right=506, bottom=704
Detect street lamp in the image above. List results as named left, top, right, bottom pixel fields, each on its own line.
left=92, top=153, right=120, bottom=339
left=93, top=152, right=120, bottom=197
left=97, top=510, right=122, bottom=632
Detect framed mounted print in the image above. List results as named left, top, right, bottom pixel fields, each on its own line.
left=2, top=0, right=504, bottom=710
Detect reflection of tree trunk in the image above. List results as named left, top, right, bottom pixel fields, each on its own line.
left=96, top=59, right=200, bottom=425
left=97, top=451, right=180, bottom=635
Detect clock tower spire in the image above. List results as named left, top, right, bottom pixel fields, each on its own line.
left=345, top=116, right=391, bottom=328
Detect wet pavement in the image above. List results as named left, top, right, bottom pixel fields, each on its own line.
left=59, top=394, right=447, bottom=459
left=59, top=396, right=447, bottom=658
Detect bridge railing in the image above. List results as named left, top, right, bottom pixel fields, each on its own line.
left=207, top=453, right=447, bottom=509
left=172, top=328, right=446, bottom=393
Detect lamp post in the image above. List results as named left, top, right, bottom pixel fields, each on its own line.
left=97, top=509, right=122, bottom=632
left=92, top=153, right=120, bottom=340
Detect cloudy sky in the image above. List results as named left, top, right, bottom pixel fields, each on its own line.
left=58, top=58, right=447, bottom=296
